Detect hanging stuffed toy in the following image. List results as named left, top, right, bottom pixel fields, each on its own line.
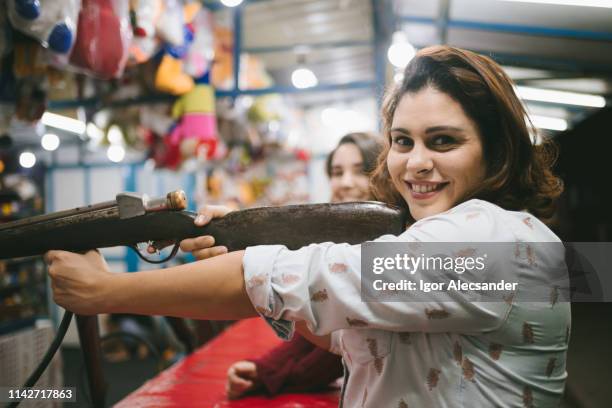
left=69, top=0, right=131, bottom=79
left=6, top=0, right=80, bottom=54
left=128, top=0, right=162, bottom=65
left=183, top=7, right=215, bottom=79
left=169, top=71, right=218, bottom=162
left=154, top=2, right=201, bottom=95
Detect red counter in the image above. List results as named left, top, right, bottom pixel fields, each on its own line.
left=116, top=318, right=340, bottom=407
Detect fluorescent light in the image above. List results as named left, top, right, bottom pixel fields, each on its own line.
left=530, top=115, right=568, bottom=131
left=516, top=86, right=606, bottom=108
left=41, top=133, right=60, bottom=151
left=42, top=112, right=86, bottom=134
left=291, top=67, right=318, bottom=89
left=220, top=0, right=243, bottom=7
left=19, top=152, right=36, bottom=168
left=501, top=0, right=612, bottom=8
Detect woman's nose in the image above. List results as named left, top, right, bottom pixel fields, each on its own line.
left=405, top=145, right=433, bottom=174
left=341, top=171, right=355, bottom=187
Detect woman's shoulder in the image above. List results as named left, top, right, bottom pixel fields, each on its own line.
left=407, top=199, right=560, bottom=243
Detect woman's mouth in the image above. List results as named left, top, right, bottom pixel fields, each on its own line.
left=405, top=181, right=449, bottom=199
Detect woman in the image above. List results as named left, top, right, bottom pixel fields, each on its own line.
left=46, top=45, right=569, bottom=407
left=222, top=132, right=383, bottom=399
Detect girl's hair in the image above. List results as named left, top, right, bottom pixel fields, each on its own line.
left=370, top=45, right=563, bottom=222
left=325, top=132, right=383, bottom=177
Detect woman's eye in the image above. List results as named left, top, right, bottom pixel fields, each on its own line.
left=431, top=135, right=456, bottom=146
left=392, top=135, right=412, bottom=147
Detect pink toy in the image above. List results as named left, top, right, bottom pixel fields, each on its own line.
left=169, top=83, right=218, bottom=161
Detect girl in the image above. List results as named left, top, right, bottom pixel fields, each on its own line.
left=223, top=132, right=383, bottom=399
left=46, top=45, right=568, bottom=407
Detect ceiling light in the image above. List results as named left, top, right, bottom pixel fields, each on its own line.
left=387, top=31, right=416, bottom=69
left=41, top=133, right=60, bottom=151
left=19, top=152, right=36, bottom=168
left=530, top=115, right=568, bottom=131
left=291, top=67, right=318, bottom=89
left=516, top=86, right=606, bottom=108
left=107, top=145, right=125, bottom=163
left=220, top=0, right=243, bottom=7
left=501, top=0, right=612, bottom=8
left=41, top=112, right=86, bottom=134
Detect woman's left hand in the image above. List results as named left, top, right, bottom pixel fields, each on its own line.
left=45, top=250, right=115, bottom=315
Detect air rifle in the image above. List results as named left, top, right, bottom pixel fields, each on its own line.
left=0, top=190, right=405, bottom=260
left=0, top=190, right=406, bottom=408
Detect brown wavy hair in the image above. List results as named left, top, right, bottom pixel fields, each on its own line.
left=371, top=45, right=563, bottom=223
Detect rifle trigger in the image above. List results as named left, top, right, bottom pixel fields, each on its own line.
left=130, top=242, right=180, bottom=264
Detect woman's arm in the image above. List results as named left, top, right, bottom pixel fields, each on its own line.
left=46, top=249, right=257, bottom=320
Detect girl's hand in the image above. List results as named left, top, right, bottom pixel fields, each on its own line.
left=226, top=360, right=259, bottom=400
left=179, top=205, right=234, bottom=260
left=45, top=250, right=114, bottom=315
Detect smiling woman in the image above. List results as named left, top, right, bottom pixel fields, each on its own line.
left=46, top=45, right=570, bottom=408
left=371, top=46, right=563, bottom=224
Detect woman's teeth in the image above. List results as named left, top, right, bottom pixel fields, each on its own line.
left=412, top=184, right=439, bottom=193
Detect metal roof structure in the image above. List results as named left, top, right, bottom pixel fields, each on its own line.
left=218, top=0, right=611, bottom=128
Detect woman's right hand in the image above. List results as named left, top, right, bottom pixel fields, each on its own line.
left=226, top=360, right=259, bottom=400
left=179, top=205, right=234, bottom=260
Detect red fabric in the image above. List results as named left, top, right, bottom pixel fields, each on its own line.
left=116, top=318, right=339, bottom=407
left=69, top=0, right=125, bottom=79
left=251, top=333, right=343, bottom=395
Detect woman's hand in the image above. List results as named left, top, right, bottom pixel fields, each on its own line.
left=226, top=360, right=259, bottom=400
left=45, top=250, right=114, bottom=315
left=179, top=205, right=234, bottom=260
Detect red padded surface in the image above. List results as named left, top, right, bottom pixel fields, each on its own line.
left=116, top=318, right=340, bottom=407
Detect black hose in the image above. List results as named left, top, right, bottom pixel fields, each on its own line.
left=6, top=310, right=74, bottom=408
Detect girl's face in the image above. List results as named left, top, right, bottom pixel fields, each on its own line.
left=387, top=86, right=487, bottom=221
left=330, top=143, right=371, bottom=203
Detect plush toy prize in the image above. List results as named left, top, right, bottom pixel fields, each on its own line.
left=169, top=74, right=218, bottom=161
left=7, top=0, right=79, bottom=54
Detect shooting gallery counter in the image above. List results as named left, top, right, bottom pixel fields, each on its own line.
left=115, top=318, right=340, bottom=407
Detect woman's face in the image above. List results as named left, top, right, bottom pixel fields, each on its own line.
left=330, top=143, right=371, bottom=203
left=387, top=86, right=486, bottom=220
